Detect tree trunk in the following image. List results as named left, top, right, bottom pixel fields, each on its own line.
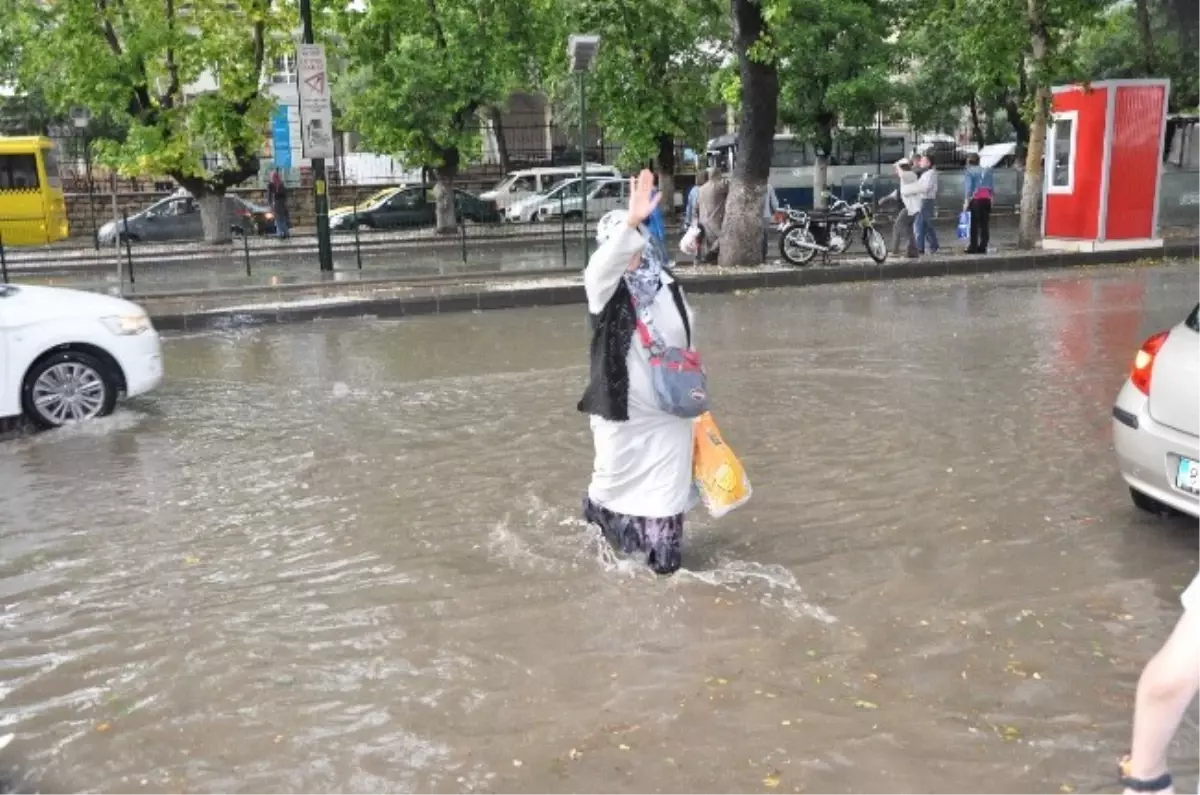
left=656, top=134, right=676, bottom=220
left=488, top=107, right=510, bottom=173
left=812, top=124, right=833, bottom=209
left=1004, top=96, right=1030, bottom=156
left=720, top=0, right=779, bottom=267
left=197, top=193, right=231, bottom=244
left=433, top=146, right=460, bottom=234
left=1134, top=0, right=1155, bottom=74
left=1018, top=0, right=1049, bottom=250
left=969, top=95, right=985, bottom=146
left=813, top=155, right=829, bottom=209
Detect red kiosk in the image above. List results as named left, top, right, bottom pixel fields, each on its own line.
left=1041, top=78, right=1171, bottom=252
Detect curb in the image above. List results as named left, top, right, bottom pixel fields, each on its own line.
left=149, top=241, right=1200, bottom=332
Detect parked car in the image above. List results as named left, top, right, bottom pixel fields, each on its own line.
left=539, top=177, right=628, bottom=221
left=1112, top=302, right=1200, bottom=517
left=97, top=192, right=275, bottom=244
left=504, top=176, right=607, bottom=223
left=0, top=284, right=163, bottom=429
left=328, top=186, right=499, bottom=231
left=480, top=165, right=621, bottom=211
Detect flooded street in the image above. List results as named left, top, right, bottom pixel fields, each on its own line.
left=1, top=263, right=1197, bottom=794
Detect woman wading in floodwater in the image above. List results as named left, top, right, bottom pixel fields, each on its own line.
left=578, top=169, right=704, bottom=575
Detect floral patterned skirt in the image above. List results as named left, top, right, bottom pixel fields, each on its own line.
left=583, top=495, right=684, bottom=575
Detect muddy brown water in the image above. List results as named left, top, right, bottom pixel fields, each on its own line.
left=0, top=263, right=1197, bottom=794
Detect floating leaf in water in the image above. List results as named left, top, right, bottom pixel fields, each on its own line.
left=780, top=720, right=792, bottom=726
left=716, top=678, right=729, bottom=685
left=854, top=700, right=879, bottom=710
left=1059, top=785, right=1075, bottom=793
left=763, top=770, right=781, bottom=788
left=184, top=556, right=201, bottom=565
left=512, top=759, right=523, bottom=768
left=1000, top=725, right=1021, bottom=741
left=95, top=722, right=112, bottom=733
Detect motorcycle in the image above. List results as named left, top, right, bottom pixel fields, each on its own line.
left=777, top=173, right=889, bottom=266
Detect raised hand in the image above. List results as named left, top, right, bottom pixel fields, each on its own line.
left=625, top=169, right=661, bottom=229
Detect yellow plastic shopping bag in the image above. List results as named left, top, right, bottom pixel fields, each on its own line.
left=693, top=412, right=751, bottom=518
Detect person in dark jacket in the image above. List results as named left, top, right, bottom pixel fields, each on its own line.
left=579, top=169, right=697, bottom=575
left=267, top=169, right=290, bottom=239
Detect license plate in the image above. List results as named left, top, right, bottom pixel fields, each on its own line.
left=1175, top=457, right=1200, bottom=495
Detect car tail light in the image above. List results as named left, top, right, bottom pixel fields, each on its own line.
left=1130, top=330, right=1170, bottom=395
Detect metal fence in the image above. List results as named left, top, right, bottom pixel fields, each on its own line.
left=1, top=169, right=1194, bottom=295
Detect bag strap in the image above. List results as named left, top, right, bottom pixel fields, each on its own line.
left=630, top=280, right=691, bottom=356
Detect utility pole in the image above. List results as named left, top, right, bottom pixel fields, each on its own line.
left=579, top=70, right=588, bottom=263
left=299, top=0, right=334, bottom=272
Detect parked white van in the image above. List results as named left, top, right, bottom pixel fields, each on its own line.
left=480, top=164, right=621, bottom=210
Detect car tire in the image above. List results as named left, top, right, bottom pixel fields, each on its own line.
left=1130, top=487, right=1174, bottom=516
left=21, top=351, right=119, bottom=430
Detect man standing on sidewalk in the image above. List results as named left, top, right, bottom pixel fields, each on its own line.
left=761, top=182, right=780, bottom=264
left=904, top=154, right=940, bottom=255
left=881, top=159, right=920, bottom=258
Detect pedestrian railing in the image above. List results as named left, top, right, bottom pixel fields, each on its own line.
left=0, top=168, right=1195, bottom=294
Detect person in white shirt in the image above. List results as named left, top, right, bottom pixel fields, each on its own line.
left=902, top=154, right=940, bottom=255
left=577, top=170, right=698, bottom=575
left=880, top=158, right=921, bottom=258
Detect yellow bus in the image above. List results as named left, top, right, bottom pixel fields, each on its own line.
left=0, top=136, right=70, bottom=246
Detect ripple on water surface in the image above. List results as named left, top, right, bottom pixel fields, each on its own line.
left=0, top=264, right=1197, bottom=793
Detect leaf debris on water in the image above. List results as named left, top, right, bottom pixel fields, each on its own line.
left=853, top=700, right=878, bottom=710
left=763, top=770, right=782, bottom=788
left=95, top=722, right=112, bottom=733
left=512, top=759, right=523, bottom=768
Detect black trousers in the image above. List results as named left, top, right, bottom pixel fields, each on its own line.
left=968, top=197, right=992, bottom=253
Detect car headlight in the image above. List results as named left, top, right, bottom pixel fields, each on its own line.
left=101, top=313, right=152, bottom=335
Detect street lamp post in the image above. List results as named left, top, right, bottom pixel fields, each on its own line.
left=69, top=107, right=98, bottom=250
left=568, top=34, right=600, bottom=266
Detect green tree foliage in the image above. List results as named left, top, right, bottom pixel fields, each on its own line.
left=1072, top=1, right=1198, bottom=111
left=553, top=0, right=726, bottom=205
left=770, top=0, right=897, bottom=207
left=899, top=0, right=1034, bottom=150
left=334, top=0, right=552, bottom=232
left=5, top=0, right=288, bottom=242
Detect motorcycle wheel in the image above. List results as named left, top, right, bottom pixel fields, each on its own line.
left=780, top=226, right=817, bottom=266
left=864, top=227, right=888, bottom=264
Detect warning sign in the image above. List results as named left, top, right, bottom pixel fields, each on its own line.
left=296, top=43, right=334, bottom=159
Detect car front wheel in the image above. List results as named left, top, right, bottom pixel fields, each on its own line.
left=21, top=351, right=119, bottom=429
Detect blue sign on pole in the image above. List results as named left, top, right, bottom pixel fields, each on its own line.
left=272, top=105, right=292, bottom=169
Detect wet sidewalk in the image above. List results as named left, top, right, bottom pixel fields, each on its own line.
left=0, top=262, right=1195, bottom=793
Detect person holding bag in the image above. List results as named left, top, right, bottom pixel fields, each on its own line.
left=963, top=153, right=994, bottom=254
left=578, top=169, right=705, bottom=576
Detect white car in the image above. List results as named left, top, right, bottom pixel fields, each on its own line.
left=0, top=284, right=163, bottom=429
left=539, top=177, right=628, bottom=221
left=1112, top=303, right=1200, bottom=517
left=504, top=177, right=606, bottom=223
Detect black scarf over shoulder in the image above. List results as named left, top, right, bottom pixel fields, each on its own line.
left=577, top=273, right=690, bottom=422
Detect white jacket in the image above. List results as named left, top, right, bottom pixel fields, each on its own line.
left=894, top=171, right=923, bottom=215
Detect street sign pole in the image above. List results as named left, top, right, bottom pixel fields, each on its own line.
left=299, top=0, right=334, bottom=272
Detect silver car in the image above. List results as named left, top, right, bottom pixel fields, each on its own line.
left=1112, top=303, right=1200, bottom=517
left=98, top=192, right=272, bottom=244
